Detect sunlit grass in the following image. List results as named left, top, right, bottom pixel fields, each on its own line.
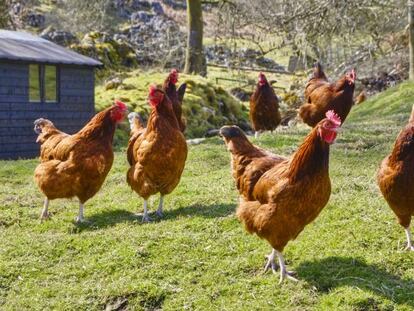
left=1, top=82, right=414, bottom=310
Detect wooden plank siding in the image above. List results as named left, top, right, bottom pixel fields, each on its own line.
left=0, top=62, right=95, bottom=160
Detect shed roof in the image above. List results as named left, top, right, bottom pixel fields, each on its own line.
left=0, top=30, right=102, bottom=67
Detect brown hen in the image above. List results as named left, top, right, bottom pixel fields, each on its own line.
left=299, top=63, right=356, bottom=127
left=221, top=111, right=342, bottom=283
left=377, top=105, right=414, bottom=251
left=163, top=69, right=187, bottom=132
left=249, top=72, right=281, bottom=138
left=33, top=101, right=128, bottom=222
left=127, top=85, right=187, bottom=222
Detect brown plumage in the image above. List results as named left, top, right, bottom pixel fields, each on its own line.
left=162, top=69, right=187, bottom=132
left=219, top=126, right=285, bottom=201
left=33, top=101, right=128, bottom=222
left=355, top=90, right=367, bottom=105
left=127, top=85, right=187, bottom=222
left=221, top=110, right=342, bottom=283
left=299, top=63, right=356, bottom=127
left=377, top=105, right=414, bottom=251
left=249, top=73, right=281, bottom=136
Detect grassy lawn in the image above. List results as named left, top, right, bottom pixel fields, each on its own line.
left=2, top=82, right=414, bottom=310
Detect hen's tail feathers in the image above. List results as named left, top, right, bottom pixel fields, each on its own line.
left=177, top=83, right=187, bottom=103
left=313, top=62, right=327, bottom=81
left=237, top=200, right=268, bottom=234
left=128, top=112, right=145, bottom=131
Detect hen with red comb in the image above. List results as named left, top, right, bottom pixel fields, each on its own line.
left=221, top=97, right=341, bottom=283
left=33, top=99, right=127, bottom=223
left=249, top=72, right=281, bottom=138
left=299, top=64, right=356, bottom=127
left=163, top=69, right=187, bottom=132
left=127, top=81, right=187, bottom=222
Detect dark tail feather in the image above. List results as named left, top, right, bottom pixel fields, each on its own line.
left=313, top=62, right=327, bottom=81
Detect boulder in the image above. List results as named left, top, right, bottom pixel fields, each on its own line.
left=105, top=78, right=123, bottom=90
left=24, top=12, right=45, bottom=28
left=40, top=27, right=78, bottom=46
left=131, top=11, right=154, bottom=24
left=151, top=1, right=164, bottom=15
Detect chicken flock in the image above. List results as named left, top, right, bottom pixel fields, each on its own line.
left=32, top=65, right=414, bottom=284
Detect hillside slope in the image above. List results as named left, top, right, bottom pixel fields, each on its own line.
left=1, top=82, right=414, bottom=310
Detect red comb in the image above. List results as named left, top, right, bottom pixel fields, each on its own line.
left=326, top=110, right=341, bottom=126
left=149, top=84, right=157, bottom=95
left=169, top=69, right=179, bottom=83
left=350, top=68, right=356, bottom=79
left=148, top=84, right=164, bottom=107
left=114, top=100, right=127, bottom=110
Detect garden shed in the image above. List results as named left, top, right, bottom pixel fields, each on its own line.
left=0, top=30, right=102, bottom=159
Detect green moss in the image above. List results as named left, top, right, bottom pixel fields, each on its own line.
left=95, top=71, right=249, bottom=139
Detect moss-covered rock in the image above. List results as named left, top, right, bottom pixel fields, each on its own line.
left=95, top=71, right=249, bottom=139
left=70, top=32, right=137, bottom=72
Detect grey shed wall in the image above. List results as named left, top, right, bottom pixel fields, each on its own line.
left=0, top=61, right=95, bottom=159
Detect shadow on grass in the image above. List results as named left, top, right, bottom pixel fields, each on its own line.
left=296, top=256, right=414, bottom=307
left=74, top=209, right=139, bottom=231
left=162, top=203, right=235, bottom=219
left=75, top=203, right=235, bottom=231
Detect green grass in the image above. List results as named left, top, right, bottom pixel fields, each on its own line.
left=2, top=82, right=414, bottom=310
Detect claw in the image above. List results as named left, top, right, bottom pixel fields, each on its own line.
left=156, top=210, right=164, bottom=218
left=40, top=211, right=49, bottom=222
left=279, top=268, right=298, bottom=284
left=75, top=216, right=86, bottom=223
left=264, top=254, right=278, bottom=274
left=142, top=215, right=152, bottom=223
left=404, top=244, right=414, bottom=251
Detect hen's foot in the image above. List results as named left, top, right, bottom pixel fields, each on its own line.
left=142, top=215, right=152, bottom=223
left=156, top=210, right=164, bottom=217
left=404, top=244, right=414, bottom=251
left=279, top=267, right=298, bottom=284
left=264, top=254, right=278, bottom=274
left=40, top=211, right=49, bottom=222
left=75, top=216, right=85, bottom=223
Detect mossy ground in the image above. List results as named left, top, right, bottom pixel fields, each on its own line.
left=1, top=82, right=414, bottom=310
left=95, top=70, right=249, bottom=139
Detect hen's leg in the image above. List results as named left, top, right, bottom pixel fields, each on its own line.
left=75, top=201, right=85, bottom=223
left=264, top=248, right=278, bottom=273
left=40, top=198, right=49, bottom=221
left=254, top=131, right=260, bottom=139
left=275, top=250, right=298, bottom=284
left=404, top=227, right=414, bottom=251
left=142, top=199, right=151, bottom=222
left=156, top=195, right=164, bottom=217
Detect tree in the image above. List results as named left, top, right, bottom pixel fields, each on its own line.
left=409, top=0, right=414, bottom=79
left=51, top=0, right=116, bottom=34
left=184, top=0, right=206, bottom=75
left=217, top=0, right=407, bottom=74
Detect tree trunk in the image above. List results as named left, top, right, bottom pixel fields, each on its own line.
left=409, top=0, right=414, bottom=80
left=184, top=0, right=206, bottom=76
